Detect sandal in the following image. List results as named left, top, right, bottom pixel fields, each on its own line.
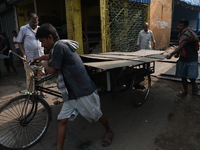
left=176, top=91, right=188, bottom=97
left=101, top=130, right=114, bottom=147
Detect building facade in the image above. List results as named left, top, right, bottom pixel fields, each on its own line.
left=2, top=0, right=198, bottom=54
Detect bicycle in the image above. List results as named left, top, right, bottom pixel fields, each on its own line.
left=0, top=62, right=61, bottom=150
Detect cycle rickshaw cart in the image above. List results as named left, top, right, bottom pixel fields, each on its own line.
left=0, top=50, right=165, bottom=150
left=81, top=50, right=165, bottom=106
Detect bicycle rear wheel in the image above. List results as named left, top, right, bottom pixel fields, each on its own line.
left=0, top=95, right=51, bottom=150
left=130, top=74, right=151, bottom=107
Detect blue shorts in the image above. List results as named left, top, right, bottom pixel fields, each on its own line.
left=176, top=60, right=199, bottom=79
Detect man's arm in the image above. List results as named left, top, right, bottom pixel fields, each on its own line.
left=18, top=43, right=26, bottom=59
left=42, top=61, right=58, bottom=75
left=0, top=39, right=9, bottom=54
left=33, top=54, right=50, bottom=61
left=152, top=42, right=156, bottom=50
left=17, top=26, right=26, bottom=59
left=136, top=32, right=141, bottom=50
left=151, top=31, right=156, bottom=50
left=0, top=45, right=8, bottom=54
left=166, top=41, right=188, bottom=59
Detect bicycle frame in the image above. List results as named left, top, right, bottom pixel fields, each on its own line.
left=24, top=63, right=62, bottom=98
left=19, top=64, right=62, bottom=124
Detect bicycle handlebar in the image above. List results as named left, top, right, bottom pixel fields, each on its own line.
left=9, top=50, right=28, bottom=62
left=28, top=62, right=44, bottom=71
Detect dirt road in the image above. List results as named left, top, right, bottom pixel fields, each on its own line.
left=0, top=59, right=200, bottom=150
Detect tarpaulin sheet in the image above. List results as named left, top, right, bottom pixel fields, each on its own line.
left=129, top=0, right=151, bottom=4
left=180, top=0, right=200, bottom=7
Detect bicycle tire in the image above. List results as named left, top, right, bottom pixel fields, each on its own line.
left=0, top=95, right=51, bottom=150
left=130, top=74, right=151, bottom=107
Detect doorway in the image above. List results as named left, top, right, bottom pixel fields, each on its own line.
left=81, top=0, right=101, bottom=54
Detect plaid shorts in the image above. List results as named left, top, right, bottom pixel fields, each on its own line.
left=176, top=60, right=199, bottom=79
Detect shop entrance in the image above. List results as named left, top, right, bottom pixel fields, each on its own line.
left=81, top=0, right=101, bottom=54
left=16, top=0, right=67, bottom=39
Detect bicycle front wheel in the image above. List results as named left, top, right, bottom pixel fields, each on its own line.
left=0, top=95, right=51, bottom=150
left=130, top=74, right=151, bottom=107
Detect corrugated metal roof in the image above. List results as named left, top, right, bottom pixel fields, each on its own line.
left=129, top=0, right=151, bottom=4
left=180, top=0, right=200, bottom=7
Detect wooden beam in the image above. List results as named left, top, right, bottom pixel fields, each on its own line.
left=100, top=0, right=110, bottom=53
left=65, top=0, right=84, bottom=54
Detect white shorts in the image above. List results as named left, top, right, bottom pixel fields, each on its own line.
left=57, top=90, right=102, bottom=122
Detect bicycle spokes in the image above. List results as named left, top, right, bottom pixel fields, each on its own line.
left=0, top=95, right=51, bottom=149
left=20, top=98, right=38, bottom=126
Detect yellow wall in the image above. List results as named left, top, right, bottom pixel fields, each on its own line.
left=150, top=0, right=173, bottom=49
left=36, top=0, right=66, bottom=22
left=16, top=0, right=34, bottom=27
left=66, top=0, right=84, bottom=54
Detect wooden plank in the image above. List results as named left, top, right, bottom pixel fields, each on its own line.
left=128, top=50, right=165, bottom=56
left=84, top=60, right=144, bottom=70
left=96, top=50, right=164, bottom=56
left=87, top=54, right=139, bottom=60
left=97, top=52, right=134, bottom=55
left=100, top=0, right=110, bottom=52
left=66, top=0, right=84, bottom=54
left=145, top=54, right=167, bottom=60
left=81, top=50, right=166, bottom=62
left=132, top=57, right=160, bottom=62
left=81, top=54, right=115, bottom=60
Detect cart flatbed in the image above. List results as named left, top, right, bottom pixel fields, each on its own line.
left=81, top=50, right=167, bottom=107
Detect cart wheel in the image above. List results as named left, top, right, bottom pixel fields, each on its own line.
left=130, top=74, right=151, bottom=107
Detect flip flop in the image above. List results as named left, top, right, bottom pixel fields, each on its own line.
left=101, top=130, right=114, bottom=147
left=176, top=91, right=188, bottom=97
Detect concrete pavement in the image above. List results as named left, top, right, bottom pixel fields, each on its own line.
left=0, top=58, right=176, bottom=150
left=27, top=77, right=175, bottom=150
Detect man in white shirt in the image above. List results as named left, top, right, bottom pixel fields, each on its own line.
left=17, top=13, right=47, bottom=97
left=137, top=22, right=156, bottom=50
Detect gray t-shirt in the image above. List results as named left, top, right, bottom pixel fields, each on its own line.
left=49, top=40, right=96, bottom=100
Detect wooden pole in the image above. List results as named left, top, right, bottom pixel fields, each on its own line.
left=65, top=0, right=84, bottom=54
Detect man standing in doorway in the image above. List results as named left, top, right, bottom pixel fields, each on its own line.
left=137, top=22, right=156, bottom=50
left=166, top=19, right=199, bottom=96
left=17, top=13, right=47, bottom=97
